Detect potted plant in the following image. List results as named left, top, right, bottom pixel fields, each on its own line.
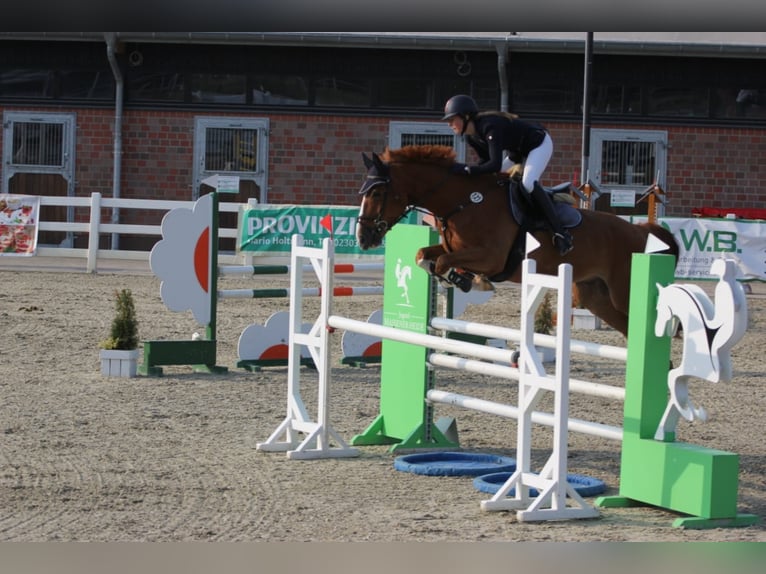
left=512, top=291, right=556, bottom=367
left=571, top=287, right=602, bottom=330
left=99, top=288, right=140, bottom=377
left=533, top=291, right=557, bottom=363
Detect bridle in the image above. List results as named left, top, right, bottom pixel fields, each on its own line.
left=357, top=167, right=452, bottom=236
left=356, top=174, right=406, bottom=236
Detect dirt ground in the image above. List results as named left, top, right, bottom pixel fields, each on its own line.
left=0, top=255, right=764, bottom=542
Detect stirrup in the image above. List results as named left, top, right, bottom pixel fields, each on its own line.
left=447, top=269, right=474, bottom=293
left=553, top=232, right=573, bottom=256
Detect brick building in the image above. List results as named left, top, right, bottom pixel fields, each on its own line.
left=1, top=32, right=765, bottom=250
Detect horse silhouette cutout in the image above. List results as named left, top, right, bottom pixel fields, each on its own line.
left=395, top=257, right=412, bottom=306
left=355, top=145, right=679, bottom=337
left=654, top=258, right=748, bottom=441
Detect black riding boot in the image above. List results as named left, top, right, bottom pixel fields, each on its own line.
left=529, top=182, right=574, bottom=255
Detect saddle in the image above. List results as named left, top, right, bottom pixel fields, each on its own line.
left=488, top=175, right=583, bottom=283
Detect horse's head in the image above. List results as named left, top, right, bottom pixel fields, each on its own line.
left=654, top=283, right=678, bottom=337
left=356, top=151, right=411, bottom=250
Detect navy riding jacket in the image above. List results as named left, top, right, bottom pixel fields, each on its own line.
left=465, top=112, right=547, bottom=175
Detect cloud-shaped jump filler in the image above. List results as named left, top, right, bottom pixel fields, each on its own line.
left=150, top=193, right=213, bottom=326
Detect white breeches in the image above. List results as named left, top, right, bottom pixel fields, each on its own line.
left=519, top=133, right=553, bottom=193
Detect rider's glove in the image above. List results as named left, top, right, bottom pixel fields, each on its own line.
left=450, top=163, right=472, bottom=175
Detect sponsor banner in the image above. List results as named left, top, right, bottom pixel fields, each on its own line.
left=237, top=204, right=417, bottom=257
left=633, top=216, right=766, bottom=282
left=0, top=194, right=40, bottom=256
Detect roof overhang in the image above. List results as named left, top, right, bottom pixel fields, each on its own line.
left=0, top=32, right=765, bottom=59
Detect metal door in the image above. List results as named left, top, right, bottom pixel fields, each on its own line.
left=388, top=121, right=466, bottom=159
left=589, top=129, right=668, bottom=217
left=2, top=111, right=77, bottom=246
left=192, top=116, right=270, bottom=251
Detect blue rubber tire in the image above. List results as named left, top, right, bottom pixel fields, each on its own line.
left=472, top=471, right=606, bottom=497
left=394, top=452, right=517, bottom=477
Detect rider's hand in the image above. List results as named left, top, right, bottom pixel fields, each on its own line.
left=450, top=163, right=472, bottom=175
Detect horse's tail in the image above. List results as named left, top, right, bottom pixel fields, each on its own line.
left=641, top=222, right=680, bottom=268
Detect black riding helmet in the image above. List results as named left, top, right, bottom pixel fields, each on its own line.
left=441, top=94, right=478, bottom=135
left=441, top=94, right=479, bottom=121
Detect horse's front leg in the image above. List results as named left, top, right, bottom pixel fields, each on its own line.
left=433, top=246, right=505, bottom=279
left=415, top=244, right=462, bottom=289
left=654, top=372, right=708, bottom=441
left=415, top=244, right=447, bottom=275
left=415, top=244, right=496, bottom=292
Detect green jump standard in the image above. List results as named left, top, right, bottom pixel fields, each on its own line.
left=595, top=253, right=758, bottom=529
left=351, top=224, right=458, bottom=450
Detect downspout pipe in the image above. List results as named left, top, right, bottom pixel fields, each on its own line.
left=104, top=32, right=123, bottom=249
left=581, top=32, right=594, bottom=202
left=495, top=41, right=509, bottom=112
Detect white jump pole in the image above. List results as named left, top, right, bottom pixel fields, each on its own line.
left=425, top=388, right=622, bottom=441
left=427, top=353, right=625, bottom=402
left=430, top=316, right=628, bottom=361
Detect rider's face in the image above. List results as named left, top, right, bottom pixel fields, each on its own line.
left=447, top=116, right=464, bottom=135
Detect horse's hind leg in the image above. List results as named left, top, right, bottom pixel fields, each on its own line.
left=574, top=279, right=629, bottom=337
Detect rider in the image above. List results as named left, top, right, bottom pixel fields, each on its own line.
left=441, top=94, right=573, bottom=256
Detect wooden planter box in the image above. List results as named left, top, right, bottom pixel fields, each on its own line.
left=572, top=308, right=602, bottom=330
left=536, top=345, right=557, bottom=364
left=100, top=349, right=140, bottom=378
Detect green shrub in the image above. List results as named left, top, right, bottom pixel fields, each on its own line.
left=100, top=289, right=139, bottom=350
left=534, top=292, right=555, bottom=335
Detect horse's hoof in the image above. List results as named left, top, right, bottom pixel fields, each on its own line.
left=447, top=269, right=473, bottom=293
left=436, top=276, right=452, bottom=289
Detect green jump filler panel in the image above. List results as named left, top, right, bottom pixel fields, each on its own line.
left=596, top=253, right=757, bottom=528
left=351, top=224, right=457, bottom=451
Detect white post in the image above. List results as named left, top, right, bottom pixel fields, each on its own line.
left=86, top=192, right=102, bottom=273
left=256, top=234, right=359, bottom=459
left=481, top=258, right=599, bottom=521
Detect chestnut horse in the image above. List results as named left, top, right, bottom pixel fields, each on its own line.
left=355, top=145, right=679, bottom=338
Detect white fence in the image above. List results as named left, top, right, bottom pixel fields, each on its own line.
left=14, top=193, right=252, bottom=273
left=5, top=192, right=765, bottom=282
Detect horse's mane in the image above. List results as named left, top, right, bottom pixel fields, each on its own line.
left=381, top=145, right=457, bottom=167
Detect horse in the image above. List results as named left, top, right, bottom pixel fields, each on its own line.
left=355, top=145, right=680, bottom=338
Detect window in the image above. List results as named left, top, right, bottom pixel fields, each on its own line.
left=203, top=127, right=260, bottom=173
left=314, top=76, right=371, bottom=107
left=592, top=85, right=641, bottom=115
left=252, top=75, right=308, bottom=106
left=191, top=73, right=246, bottom=104
left=647, top=87, right=709, bottom=117
left=713, top=88, right=766, bottom=119
left=0, top=69, right=53, bottom=98
left=10, top=122, right=65, bottom=168
left=388, top=121, right=466, bottom=160
left=512, top=85, right=577, bottom=114
left=127, top=71, right=185, bottom=101
left=378, top=78, right=434, bottom=109
left=59, top=70, right=113, bottom=100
